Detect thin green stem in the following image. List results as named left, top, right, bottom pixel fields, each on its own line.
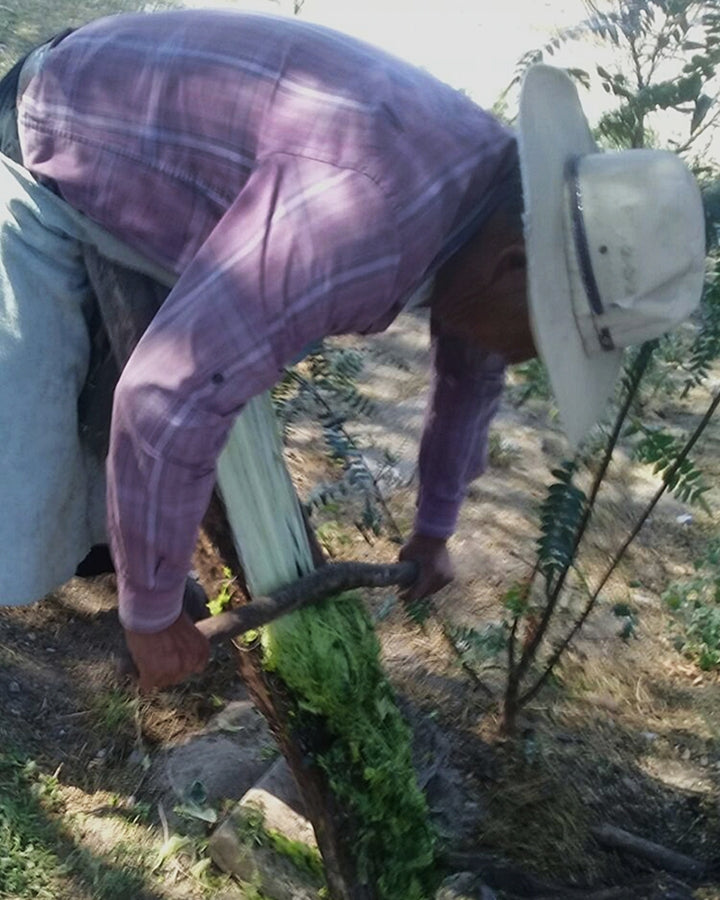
left=521, top=386, right=720, bottom=707
left=512, top=344, right=655, bottom=690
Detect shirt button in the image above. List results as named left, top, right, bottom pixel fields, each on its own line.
left=211, top=372, right=224, bottom=385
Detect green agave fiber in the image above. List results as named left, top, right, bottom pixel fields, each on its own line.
left=218, top=395, right=314, bottom=593
left=217, top=394, right=435, bottom=899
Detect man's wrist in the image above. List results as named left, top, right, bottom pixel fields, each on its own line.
left=119, top=582, right=184, bottom=634
left=407, top=532, right=448, bottom=549
left=413, top=502, right=458, bottom=539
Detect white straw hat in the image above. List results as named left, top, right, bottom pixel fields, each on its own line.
left=518, top=65, right=706, bottom=447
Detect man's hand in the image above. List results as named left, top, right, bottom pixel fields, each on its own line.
left=124, top=612, right=210, bottom=692
left=398, top=532, right=455, bottom=603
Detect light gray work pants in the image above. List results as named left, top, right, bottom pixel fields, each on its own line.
left=0, top=153, right=107, bottom=603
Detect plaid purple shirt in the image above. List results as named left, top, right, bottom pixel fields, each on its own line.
left=18, top=10, right=514, bottom=632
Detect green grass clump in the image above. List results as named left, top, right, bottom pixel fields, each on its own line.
left=664, top=537, right=720, bottom=670
left=0, top=755, right=59, bottom=899
left=262, top=593, right=435, bottom=900
left=0, top=751, right=149, bottom=900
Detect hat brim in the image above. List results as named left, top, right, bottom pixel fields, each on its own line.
left=518, top=66, right=623, bottom=447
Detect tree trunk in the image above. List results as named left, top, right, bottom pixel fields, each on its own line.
left=201, top=491, right=375, bottom=899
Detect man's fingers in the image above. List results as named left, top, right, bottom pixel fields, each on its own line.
left=137, top=651, right=207, bottom=692
left=137, top=661, right=179, bottom=693
left=397, top=533, right=454, bottom=606
left=190, top=645, right=210, bottom=674
left=400, top=576, right=438, bottom=603
left=125, top=612, right=211, bottom=692
left=189, top=633, right=211, bottom=672
left=399, top=570, right=453, bottom=604
left=134, top=648, right=186, bottom=692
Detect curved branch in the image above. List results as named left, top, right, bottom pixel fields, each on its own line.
left=199, top=560, right=418, bottom=642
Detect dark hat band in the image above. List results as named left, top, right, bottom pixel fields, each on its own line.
left=565, top=156, right=615, bottom=351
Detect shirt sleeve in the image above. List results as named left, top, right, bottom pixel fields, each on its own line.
left=413, top=318, right=506, bottom=539
left=109, top=153, right=400, bottom=632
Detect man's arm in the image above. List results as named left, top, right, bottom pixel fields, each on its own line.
left=400, top=319, right=505, bottom=601
left=108, top=154, right=400, bottom=688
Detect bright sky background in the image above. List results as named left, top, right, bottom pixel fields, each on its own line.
left=182, top=0, right=590, bottom=106
left=180, top=0, right=718, bottom=164
left=299, top=0, right=590, bottom=107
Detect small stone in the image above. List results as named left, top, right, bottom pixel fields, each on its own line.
left=435, top=872, right=497, bottom=900
left=127, top=749, right=146, bottom=766
left=640, top=731, right=658, bottom=742
left=621, top=776, right=640, bottom=796
left=681, top=748, right=691, bottom=761
left=209, top=757, right=323, bottom=900
left=9, top=681, right=20, bottom=693
left=239, top=758, right=317, bottom=848
left=700, top=756, right=709, bottom=767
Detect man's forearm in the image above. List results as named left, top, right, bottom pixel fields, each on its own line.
left=415, top=331, right=505, bottom=537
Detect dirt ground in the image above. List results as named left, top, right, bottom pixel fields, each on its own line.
left=1, top=308, right=719, bottom=899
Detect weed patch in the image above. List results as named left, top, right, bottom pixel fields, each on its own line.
left=0, top=755, right=59, bottom=899
left=664, top=538, right=720, bottom=670
left=0, top=751, right=148, bottom=900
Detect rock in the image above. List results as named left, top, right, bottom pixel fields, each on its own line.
left=127, top=748, right=147, bottom=767
left=239, top=757, right=317, bottom=848
left=209, top=833, right=320, bottom=900
left=209, top=758, right=321, bottom=900
left=163, top=733, right=269, bottom=807
left=155, top=700, right=274, bottom=814
left=435, top=872, right=497, bottom=900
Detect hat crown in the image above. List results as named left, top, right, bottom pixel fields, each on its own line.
left=567, top=150, right=706, bottom=353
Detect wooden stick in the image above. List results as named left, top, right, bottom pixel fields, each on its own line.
left=591, top=824, right=707, bottom=879
left=198, top=560, right=417, bottom=643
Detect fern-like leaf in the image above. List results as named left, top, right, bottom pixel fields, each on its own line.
left=445, top=622, right=508, bottom=669
left=508, top=358, right=553, bottom=406
left=631, top=424, right=712, bottom=512
left=683, top=257, right=720, bottom=393
left=536, top=462, right=587, bottom=591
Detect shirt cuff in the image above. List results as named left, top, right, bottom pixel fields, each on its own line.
left=413, top=495, right=462, bottom=540
left=118, top=582, right=184, bottom=633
